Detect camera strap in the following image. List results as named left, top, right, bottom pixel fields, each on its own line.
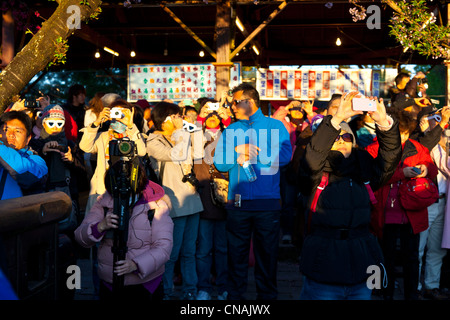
left=162, top=135, right=193, bottom=177
left=0, top=169, right=8, bottom=200
left=130, top=157, right=140, bottom=194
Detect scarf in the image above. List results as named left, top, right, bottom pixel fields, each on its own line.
left=324, top=150, right=360, bottom=181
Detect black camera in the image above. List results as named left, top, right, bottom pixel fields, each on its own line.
left=24, top=100, right=39, bottom=108
left=182, top=172, right=199, bottom=189
left=109, top=139, right=136, bottom=158
left=54, top=145, right=69, bottom=153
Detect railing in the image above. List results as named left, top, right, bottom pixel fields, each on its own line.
left=0, top=191, right=72, bottom=300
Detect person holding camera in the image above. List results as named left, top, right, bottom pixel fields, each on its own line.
left=367, top=109, right=443, bottom=300
left=197, top=100, right=232, bottom=128
left=146, top=101, right=204, bottom=300
left=390, top=71, right=427, bottom=103
left=298, top=91, right=401, bottom=300
left=79, top=99, right=147, bottom=215
left=74, top=160, right=173, bottom=300
left=192, top=104, right=229, bottom=300
left=272, top=100, right=315, bottom=244
left=416, top=107, right=450, bottom=300
left=31, top=104, right=85, bottom=233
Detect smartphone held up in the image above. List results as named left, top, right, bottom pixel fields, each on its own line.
left=352, top=95, right=377, bottom=112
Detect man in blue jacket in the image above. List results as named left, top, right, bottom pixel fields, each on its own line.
left=214, top=83, right=291, bottom=300
left=0, top=111, right=48, bottom=200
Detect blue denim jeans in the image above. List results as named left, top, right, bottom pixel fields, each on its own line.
left=196, top=219, right=228, bottom=295
left=226, top=209, right=280, bottom=300
left=300, top=276, right=372, bottom=300
left=163, top=213, right=199, bottom=297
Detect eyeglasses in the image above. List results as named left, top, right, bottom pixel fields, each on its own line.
left=2, top=125, right=26, bottom=136
left=335, top=133, right=353, bottom=143
left=232, top=99, right=249, bottom=106
left=43, top=119, right=65, bottom=128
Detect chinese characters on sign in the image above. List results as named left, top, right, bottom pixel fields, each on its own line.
left=256, top=68, right=397, bottom=101
left=128, top=63, right=241, bottom=102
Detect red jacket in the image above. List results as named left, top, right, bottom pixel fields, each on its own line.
left=64, top=110, right=78, bottom=142
left=366, top=138, right=438, bottom=238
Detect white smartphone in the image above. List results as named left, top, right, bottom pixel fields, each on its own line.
left=352, top=97, right=377, bottom=112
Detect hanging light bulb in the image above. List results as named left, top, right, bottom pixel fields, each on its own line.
left=336, top=37, right=342, bottom=46
left=199, top=50, right=205, bottom=57
left=130, top=50, right=136, bottom=57
left=95, top=50, right=100, bottom=58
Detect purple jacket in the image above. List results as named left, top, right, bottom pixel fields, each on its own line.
left=74, top=181, right=173, bottom=286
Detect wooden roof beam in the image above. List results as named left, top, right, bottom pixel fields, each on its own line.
left=230, top=0, right=287, bottom=60
left=160, top=3, right=217, bottom=59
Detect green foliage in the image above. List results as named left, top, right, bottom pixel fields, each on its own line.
left=23, top=69, right=127, bottom=103
left=48, top=37, right=69, bottom=68
left=388, top=0, right=450, bottom=59
left=350, top=0, right=450, bottom=60
left=89, top=6, right=102, bottom=22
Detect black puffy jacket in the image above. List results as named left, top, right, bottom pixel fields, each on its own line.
left=298, top=115, right=401, bottom=285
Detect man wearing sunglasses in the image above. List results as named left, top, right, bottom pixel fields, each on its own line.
left=0, top=111, right=48, bottom=200
left=213, top=83, right=292, bottom=300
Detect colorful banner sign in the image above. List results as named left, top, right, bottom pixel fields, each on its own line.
left=257, top=68, right=397, bottom=101
left=127, top=63, right=241, bottom=102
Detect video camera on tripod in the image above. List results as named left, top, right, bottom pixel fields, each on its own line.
left=107, top=138, right=140, bottom=296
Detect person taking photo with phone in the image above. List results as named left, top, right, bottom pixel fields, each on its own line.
left=298, top=91, right=401, bottom=300
left=366, top=108, right=445, bottom=300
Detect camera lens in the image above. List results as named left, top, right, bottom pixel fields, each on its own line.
left=118, top=141, right=132, bottom=155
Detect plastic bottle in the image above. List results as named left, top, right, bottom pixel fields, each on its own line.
left=242, top=161, right=257, bottom=182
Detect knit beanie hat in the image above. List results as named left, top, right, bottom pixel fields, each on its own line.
left=41, top=104, right=65, bottom=121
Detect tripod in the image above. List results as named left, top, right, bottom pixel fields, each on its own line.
left=108, top=156, right=140, bottom=297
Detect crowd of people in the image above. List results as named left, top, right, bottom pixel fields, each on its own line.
left=1, top=70, right=450, bottom=301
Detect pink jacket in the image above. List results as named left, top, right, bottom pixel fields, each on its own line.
left=74, top=181, right=173, bottom=286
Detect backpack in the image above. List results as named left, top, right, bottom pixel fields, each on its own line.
left=398, top=177, right=439, bottom=211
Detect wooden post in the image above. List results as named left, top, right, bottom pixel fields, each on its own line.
left=214, top=0, right=233, bottom=100
left=447, top=4, right=450, bottom=106
left=444, top=3, right=450, bottom=106
left=446, top=58, right=450, bottom=106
